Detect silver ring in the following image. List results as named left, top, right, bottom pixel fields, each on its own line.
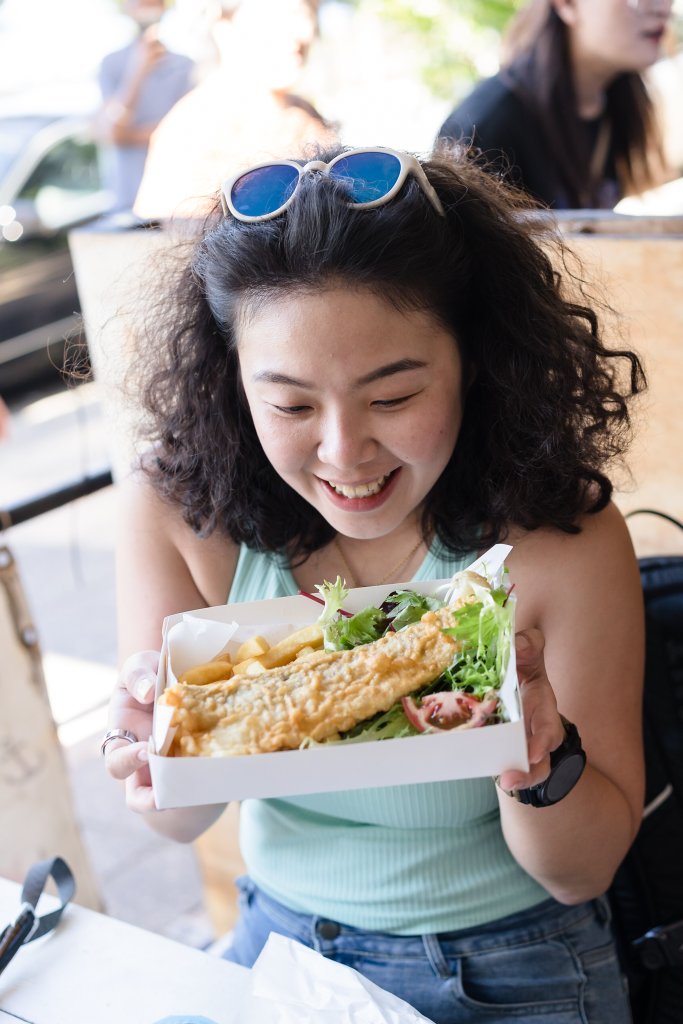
left=100, top=728, right=139, bottom=757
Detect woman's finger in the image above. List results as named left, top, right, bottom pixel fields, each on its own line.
left=125, top=769, right=157, bottom=814
left=497, top=629, right=566, bottom=792
left=118, top=650, right=160, bottom=704
left=516, top=630, right=564, bottom=750
left=105, top=741, right=150, bottom=781
left=497, top=756, right=553, bottom=794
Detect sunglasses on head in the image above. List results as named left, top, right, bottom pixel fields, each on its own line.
left=221, top=147, right=445, bottom=222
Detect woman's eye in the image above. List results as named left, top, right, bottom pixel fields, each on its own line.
left=272, top=403, right=310, bottom=415
left=372, top=392, right=420, bottom=408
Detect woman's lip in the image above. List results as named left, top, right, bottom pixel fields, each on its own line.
left=323, top=471, right=395, bottom=489
left=318, top=469, right=402, bottom=510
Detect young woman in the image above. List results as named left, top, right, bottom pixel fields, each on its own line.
left=104, top=144, right=645, bottom=1022
left=439, top=0, right=672, bottom=208
left=133, top=0, right=335, bottom=219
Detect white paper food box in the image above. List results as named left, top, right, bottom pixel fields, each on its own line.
left=149, top=544, right=528, bottom=809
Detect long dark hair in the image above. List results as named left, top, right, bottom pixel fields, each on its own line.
left=502, top=0, right=663, bottom=206
left=130, top=143, right=645, bottom=558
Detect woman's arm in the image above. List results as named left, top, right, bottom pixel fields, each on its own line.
left=496, top=501, right=645, bottom=904
left=105, top=471, right=239, bottom=843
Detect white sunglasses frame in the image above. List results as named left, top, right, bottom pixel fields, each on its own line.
left=221, top=147, right=445, bottom=222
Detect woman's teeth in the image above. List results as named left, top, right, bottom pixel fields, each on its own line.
left=329, top=474, right=390, bottom=498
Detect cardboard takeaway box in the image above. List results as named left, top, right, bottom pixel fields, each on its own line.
left=149, top=544, right=528, bottom=809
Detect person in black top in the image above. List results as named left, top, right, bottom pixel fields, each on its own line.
left=438, top=0, right=672, bottom=209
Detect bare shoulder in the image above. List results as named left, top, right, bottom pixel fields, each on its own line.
left=506, top=502, right=641, bottom=627
left=117, top=470, right=239, bottom=615
left=505, top=502, right=644, bottom=745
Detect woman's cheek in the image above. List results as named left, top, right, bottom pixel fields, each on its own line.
left=397, top=407, right=460, bottom=461
left=255, top=417, right=310, bottom=473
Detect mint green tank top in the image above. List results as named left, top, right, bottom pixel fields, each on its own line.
left=228, top=541, right=547, bottom=934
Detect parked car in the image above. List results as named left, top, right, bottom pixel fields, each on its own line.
left=0, top=113, right=113, bottom=398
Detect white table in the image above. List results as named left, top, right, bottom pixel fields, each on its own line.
left=0, top=878, right=249, bottom=1024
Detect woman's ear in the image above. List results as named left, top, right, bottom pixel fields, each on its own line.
left=462, top=358, right=477, bottom=398
left=550, top=0, right=578, bottom=27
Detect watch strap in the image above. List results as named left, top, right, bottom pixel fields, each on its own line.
left=507, top=715, right=586, bottom=808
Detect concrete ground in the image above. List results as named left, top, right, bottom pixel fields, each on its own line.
left=1, top=382, right=215, bottom=949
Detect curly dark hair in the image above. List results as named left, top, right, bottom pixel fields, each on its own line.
left=130, top=143, right=645, bottom=558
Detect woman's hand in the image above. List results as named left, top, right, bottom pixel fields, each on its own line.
left=103, top=650, right=159, bottom=814
left=496, top=629, right=566, bottom=793
left=103, top=648, right=228, bottom=841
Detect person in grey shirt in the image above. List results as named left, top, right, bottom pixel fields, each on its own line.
left=97, top=0, right=194, bottom=211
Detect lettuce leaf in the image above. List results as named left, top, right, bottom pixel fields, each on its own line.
left=324, top=605, right=388, bottom=651
left=442, top=588, right=513, bottom=697
left=315, top=576, right=349, bottom=628
left=383, top=590, right=444, bottom=631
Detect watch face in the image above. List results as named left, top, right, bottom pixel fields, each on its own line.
left=545, top=752, right=586, bottom=804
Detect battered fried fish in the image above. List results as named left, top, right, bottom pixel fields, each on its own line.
left=159, top=607, right=461, bottom=757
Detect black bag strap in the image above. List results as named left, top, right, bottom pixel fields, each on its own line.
left=0, top=857, right=75, bottom=976
left=622, top=512, right=683, bottom=971
left=633, top=919, right=683, bottom=970
left=625, top=508, right=683, bottom=533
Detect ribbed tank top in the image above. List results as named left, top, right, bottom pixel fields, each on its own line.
left=228, top=541, right=547, bottom=934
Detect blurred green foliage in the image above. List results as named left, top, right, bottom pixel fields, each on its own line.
left=358, top=0, right=524, bottom=100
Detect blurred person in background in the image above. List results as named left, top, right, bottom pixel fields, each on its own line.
left=0, top=397, right=9, bottom=443
left=438, top=0, right=673, bottom=209
left=134, top=0, right=336, bottom=220
left=96, top=0, right=195, bottom=211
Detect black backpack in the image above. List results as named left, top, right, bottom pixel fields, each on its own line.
left=607, top=510, right=683, bottom=1024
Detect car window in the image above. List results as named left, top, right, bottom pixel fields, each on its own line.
left=18, top=136, right=102, bottom=199
left=0, top=116, right=51, bottom=180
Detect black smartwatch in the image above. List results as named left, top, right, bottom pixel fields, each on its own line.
left=510, top=715, right=586, bottom=808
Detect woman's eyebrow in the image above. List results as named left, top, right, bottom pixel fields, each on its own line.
left=252, top=370, right=312, bottom=387
left=356, top=358, right=427, bottom=386
left=252, top=359, right=427, bottom=389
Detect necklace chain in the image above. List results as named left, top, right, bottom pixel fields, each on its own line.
left=332, top=535, right=424, bottom=589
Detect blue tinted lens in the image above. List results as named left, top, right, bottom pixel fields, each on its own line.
left=230, top=164, right=300, bottom=217
left=329, top=152, right=402, bottom=204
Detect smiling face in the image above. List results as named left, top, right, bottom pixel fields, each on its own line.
left=236, top=286, right=466, bottom=542
left=555, top=0, right=672, bottom=77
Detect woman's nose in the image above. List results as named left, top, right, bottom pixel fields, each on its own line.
left=317, top=412, right=377, bottom=470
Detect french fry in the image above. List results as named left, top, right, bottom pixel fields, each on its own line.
left=235, top=635, right=270, bottom=662
left=179, top=658, right=233, bottom=685
left=181, top=624, right=325, bottom=683
left=242, top=660, right=268, bottom=676
left=295, top=645, right=318, bottom=660
left=233, top=656, right=267, bottom=675
left=258, top=624, right=324, bottom=668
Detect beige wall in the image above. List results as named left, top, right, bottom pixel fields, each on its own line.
left=69, top=224, right=172, bottom=482
left=561, top=218, right=683, bottom=556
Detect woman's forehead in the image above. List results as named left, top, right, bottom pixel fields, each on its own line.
left=235, top=286, right=447, bottom=343
left=234, top=286, right=462, bottom=384
left=235, top=284, right=446, bottom=335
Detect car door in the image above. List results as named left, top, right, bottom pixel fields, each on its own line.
left=0, top=128, right=109, bottom=396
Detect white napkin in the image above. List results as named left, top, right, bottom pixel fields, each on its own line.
left=240, top=932, right=435, bottom=1024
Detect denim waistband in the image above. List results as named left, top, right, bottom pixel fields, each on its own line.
left=237, top=875, right=612, bottom=958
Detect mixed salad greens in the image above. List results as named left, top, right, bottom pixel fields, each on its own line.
left=305, top=568, right=515, bottom=746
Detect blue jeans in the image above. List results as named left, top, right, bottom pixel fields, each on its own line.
left=223, top=877, right=632, bottom=1023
